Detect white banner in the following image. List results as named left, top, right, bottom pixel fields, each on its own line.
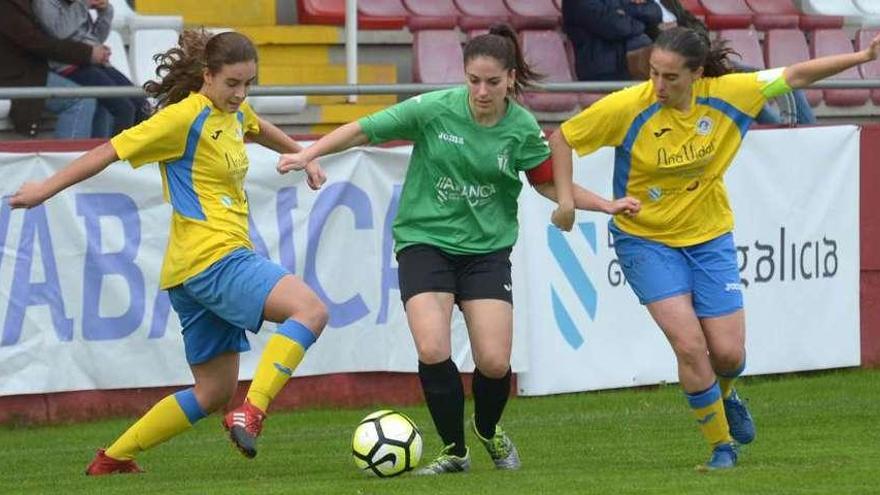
left=0, top=145, right=519, bottom=396
left=0, top=126, right=862, bottom=397
left=516, top=126, right=861, bottom=396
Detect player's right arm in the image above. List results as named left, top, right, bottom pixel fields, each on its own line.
left=277, top=93, right=424, bottom=174
left=9, top=141, right=119, bottom=209
left=277, top=121, right=369, bottom=174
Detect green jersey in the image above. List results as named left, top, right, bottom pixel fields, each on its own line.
left=358, top=86, right=550, bottom=254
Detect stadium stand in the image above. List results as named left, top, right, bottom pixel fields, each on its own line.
left=519, top=30, right=578, bottom=113
left=717, top=29, right=765, bottom=69
left=504, top=0, right=560, bottom=31
left=811, top=29, right=870, bottom=107
left=0, top=99, right=10, bottom=131
left=411, top=30, right=463, bottom=83
left=453, top=0, right=512, bottom=34
left=136, top=0, right=275, bottom=26
left=402, top=0, right=459, bottom=30
left=764, top=29, right=822, bottom=106
left=743, top=0, right=842, bottom=31
left=298, top=0, right=407, bottom=29
left=698, top=0, right=754, bottom=30
left=129, top=28, right=179, bottom=87
left=106, top=30, right=134, bottom=82
left=857, top=28, right=880, bottom=105
left=356, top=0, right=408, bottom=29
left=108, top=0, right=182, bottom=43
left=800, top=0, right=880, bottom=25
left=853, top=0, right=880, bottom=16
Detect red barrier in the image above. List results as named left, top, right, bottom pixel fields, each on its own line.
left=860, top=124, right=880, bottom=367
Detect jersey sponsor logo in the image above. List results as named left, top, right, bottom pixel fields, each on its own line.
left=696, top=116, right=713, bottom=136
left=435, top=176, right=497, bottom=207
left=653, top=127, right=672, bottom=138
left=438, top=132, right=464, bottom=145
left=656, top=140, right=716, bottom=169
left=547, top=222, right=598, bottom=350
left=211, top=129, right=223, bottom=140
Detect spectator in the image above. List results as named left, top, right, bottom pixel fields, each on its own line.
left=562, top=0, right=663, bottom=81
left=33, top=0, right=149, bottom=136
left=0, top=0, right=104, bottom=138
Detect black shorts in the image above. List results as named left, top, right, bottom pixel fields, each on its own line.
left=396, top=244, right=513, bottom=306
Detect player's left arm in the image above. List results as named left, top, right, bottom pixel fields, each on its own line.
left=527, top=160, right=641, bottom=216
left=250, top=116, right=326, bottom=190
left=783, top=32, right=880, bottom=90
left=249, top=117, right=303, bottom=154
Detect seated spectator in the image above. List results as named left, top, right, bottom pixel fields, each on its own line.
left=562, top=0, right=662, bottom=81
left=33, top=0, right=149, bottom=136
left=646, top=0, right=816, bottom=124
left=0, top=0, right=101, bottom=138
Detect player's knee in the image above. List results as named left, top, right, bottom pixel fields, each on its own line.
left=476, top=360, right=510, bottom=379
left=670, top=337, right=708, bottom=366
left=414, top=341, right=449, bottom=364
left=713, top=348, right=744, bottom=373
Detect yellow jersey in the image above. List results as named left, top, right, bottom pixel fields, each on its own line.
left=561, top=69, right=790, bottom=247
left=111, top=92, right=261, bottom=288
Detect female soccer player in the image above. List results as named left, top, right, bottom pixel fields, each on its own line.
left=9, top=30, right=329, bottom=475
left=549, top=26, right=880, bottom=470
left=276, top=23, right=639, bottom=475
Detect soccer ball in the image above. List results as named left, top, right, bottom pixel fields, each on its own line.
left=351, top=410, right=423, bottom=477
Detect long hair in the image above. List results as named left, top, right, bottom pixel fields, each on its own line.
left=653, top=27, right=736, bottom=77
left=144, top=30, right=258, bottom=108
left=463, top=23, right=542, bottom=96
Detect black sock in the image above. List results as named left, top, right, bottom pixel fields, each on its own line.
left=472, top=367, right=512, bottom=439
left=418, top=359, right=466, bottom=457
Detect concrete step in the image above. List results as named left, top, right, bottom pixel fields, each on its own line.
left=136, top=0, right=276, bottom=26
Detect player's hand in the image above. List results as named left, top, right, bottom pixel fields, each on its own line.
left=9, top=181, right=51, bottom=209
left=303, top=160, right=326, bottom=190
left=607, top=196, right=641, bottom=216
left=551, top=202, right=576, bottom=232
left=277, top=151, right=310, bottom=174
left=864, top=33, right=880, bottom=61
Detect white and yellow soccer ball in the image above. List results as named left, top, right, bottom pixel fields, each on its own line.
left=352, top=410, right=423, bottom=477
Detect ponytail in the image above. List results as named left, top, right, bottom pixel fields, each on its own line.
left=654, top=27, right=737, bottom=77
left=463, top=23, right=542, bottom=95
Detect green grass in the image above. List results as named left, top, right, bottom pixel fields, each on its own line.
left=1, top=369, right=878, bottom=494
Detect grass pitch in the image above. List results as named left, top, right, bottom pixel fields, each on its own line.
left=1, top=368, right=877, bottom=494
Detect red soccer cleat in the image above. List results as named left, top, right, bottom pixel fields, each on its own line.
left=85, top=449, right=144, bottom=476
left=222, top=400, right=266, bottom=459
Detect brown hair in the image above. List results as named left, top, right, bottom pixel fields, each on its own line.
left=144, top=30, right=258, bottom=108
left=463, top=23, right=542, bottom=96
left=653, top=27, right=736, bottom=77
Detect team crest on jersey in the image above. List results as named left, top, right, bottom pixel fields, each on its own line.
left=497, top=149, right=510, bottom=171
left=695, top=116, right=713, bottom=136
left=647, top=186, right=663, bottom=201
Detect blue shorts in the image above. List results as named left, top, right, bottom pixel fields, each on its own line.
left=610, top=223, right=743, bottom=318
left=168, top=248, right=289, bottom=365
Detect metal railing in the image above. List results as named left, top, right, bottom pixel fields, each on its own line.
left=2, top=80, right=878, bottom=127
left=2, top=79, right=879, bottom=99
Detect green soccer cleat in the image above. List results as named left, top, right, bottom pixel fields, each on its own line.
left=411, top=444, right=471, bottom=475
left=472, top=420, right=521, bottom=470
